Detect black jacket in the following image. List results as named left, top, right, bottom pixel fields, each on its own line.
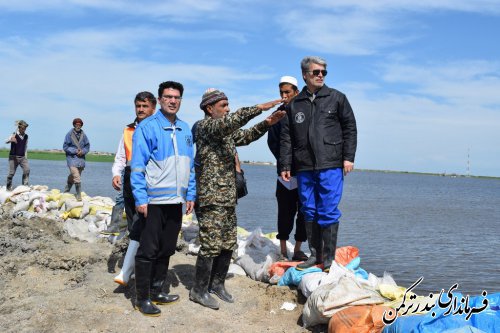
left=267, top=105, right=298, bottom=176
left=279, top=84, right=357, bottom=172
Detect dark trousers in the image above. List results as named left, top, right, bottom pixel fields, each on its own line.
left=136, top=204, right=182, bottom=262
left=276, top=180, right=307, bottom=242
left=125, top=196, right=146, bottom=242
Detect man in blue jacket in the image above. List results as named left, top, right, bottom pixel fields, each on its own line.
left=280, top=56, right=357, bottom=272
left=130, top=81, right=196, bottom=316
left=63, top=118, right=90, bottom=201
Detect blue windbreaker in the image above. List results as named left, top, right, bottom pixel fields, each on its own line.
left=130, top=111, right=196, bottom=206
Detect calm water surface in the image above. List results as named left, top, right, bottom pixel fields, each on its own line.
left=2, top=159, right=499, bottom=295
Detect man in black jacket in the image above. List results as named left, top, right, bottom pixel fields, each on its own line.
left=267, top=76, right=308, bottom=262
left=280, top=56, right=357, bottom=272
left=5, top=120, right=30, bottom=191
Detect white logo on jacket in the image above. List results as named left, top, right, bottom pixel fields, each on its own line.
left=295, top=112, right=305, bottom=124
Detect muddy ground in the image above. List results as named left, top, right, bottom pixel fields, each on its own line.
left=0, top=209, right=327, bottom=333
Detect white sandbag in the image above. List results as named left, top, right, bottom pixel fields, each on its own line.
left=12, top=199, right=30, bottom=214
left=235, top=254, right=264, bottom=280
left=0, top=187, right=12, bottom=204
left=84, top=215, right=98, bottom=224
left=94, top=210, right=110, bottom=222
left=28, top=191, right=43, bottom=204
left=80, top=201, right=90, bottom=219
left=255, top=255, right=273, bottom=282
left=63, top=219, right=97, bottom=243
left=236, top=228, right=280, bottom=262
left=95, top=220, right=107, bottom=231
left=228, top=263, right=247, bottom=276
left=181, top=220, right=199, bottom=242
left=188, top=242, right=200, bottom=255
left=87, top=220, right=99, bottom=233
left=302, top=275, right=386, bottom=328
left=47, top=201, right=59, bottom=210
left=65, top=200, right=84, bottom=211
left=298, top=272, right=328, bottom=298
left=10, top=185, right=31, bottom=196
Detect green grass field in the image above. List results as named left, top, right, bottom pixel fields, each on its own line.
left=0, top=149, right=114, bottom=163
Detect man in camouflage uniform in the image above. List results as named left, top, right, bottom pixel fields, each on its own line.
left=190, top=88, right=283, bottom=310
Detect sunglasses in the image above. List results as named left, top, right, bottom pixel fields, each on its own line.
left=307, top=69, right=328, bottom=76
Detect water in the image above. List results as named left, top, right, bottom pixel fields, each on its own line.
left=2, top=159, right=499, bottom=295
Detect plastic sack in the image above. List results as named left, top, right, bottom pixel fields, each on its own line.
left=329, top=305, right=393, bottom=333
left=268, top=261, right=302, bottom=279
left=382, top=292, right=500, bottom=333
left=278, top=266, right=322, bottom=287
left=335, top=245, right=360, bottom=266
left=302, top=275, right=386, bottom=328
left=298, top=272, right=328, bottom=298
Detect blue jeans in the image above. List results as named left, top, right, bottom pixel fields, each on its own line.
left=114, top=172, right=125, bottom=209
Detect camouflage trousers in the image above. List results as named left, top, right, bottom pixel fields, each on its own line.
left=195, top=205, right=237, bottom=258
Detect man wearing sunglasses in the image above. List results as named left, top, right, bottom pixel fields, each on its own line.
left=280, top=56, right=357, bottom=273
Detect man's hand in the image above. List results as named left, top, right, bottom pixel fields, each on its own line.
left=112, top=176, right=122, bottom=191
left=10, top=135, right=17, bottom=143
left=281, top=170, right=291, bottom=182
left=136, top=204, right=148, bottom=218
left=256, top=99, right=283, bottom=111
left=185, top=201, right=194, bottom=215
left=76, top=149, right=83, bottom=157
left=265, top=110, right=286, bottom=126
left=343, top=160, right=354, bottom=176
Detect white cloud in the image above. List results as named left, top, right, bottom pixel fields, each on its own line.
left=0, top=0, right=246, bottom=21
left=278, top=1, right=500, bottom=56
left=380, top=61, right=500, bottom=106
left=278, top=9, right=401, bottom=56
left=312, top=0, right=500, bottom=15
left=0, top=27, right=275, bottom=153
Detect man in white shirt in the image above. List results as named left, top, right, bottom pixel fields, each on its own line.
left=104, top=91, right=156, bottom=287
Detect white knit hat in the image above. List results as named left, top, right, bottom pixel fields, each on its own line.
left=279, top=75, right=298, bottom=88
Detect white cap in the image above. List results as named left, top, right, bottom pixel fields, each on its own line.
left=279, top=75, right=298, bottom=88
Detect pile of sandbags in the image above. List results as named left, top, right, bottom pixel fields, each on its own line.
left=1, top=185, right=115, bottom=242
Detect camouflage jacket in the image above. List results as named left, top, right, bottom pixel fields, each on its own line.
left=194, top=106, right=269, bottom=207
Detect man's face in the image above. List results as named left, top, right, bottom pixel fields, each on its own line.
left=158, top=88, right=182, bottom=117
left=303, top=63, right=326, bottom=92
left=74, top=123, right=82, bottom=131
left=279, top=83, right=299, bottom=105
left=18, top=126, right=26, bottom=135
left=207, top=99, right=230, bottom=119
left=135, top=99, right=155, bottom=122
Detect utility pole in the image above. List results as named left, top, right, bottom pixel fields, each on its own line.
left=467, top=147, right=470, bottom=177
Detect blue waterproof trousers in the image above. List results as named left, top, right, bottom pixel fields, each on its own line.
left=297, top=168, right=343, bottom=226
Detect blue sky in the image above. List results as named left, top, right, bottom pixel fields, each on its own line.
left=1, top=1, right=500, bottom=176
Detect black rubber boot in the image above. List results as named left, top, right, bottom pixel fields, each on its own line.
left=64, top=182, right=72, bottom=193
left=101, top=205, right=123, bottom=235
left=6, top=179, right=13, bottom=191
left=189, top=256, right=219, bottom=310
left=209, top=250, right=234, bottom=303
left=134, top=259, right=161, bottom=316
left=322, top=223, right=339, bottom=272
left=75, top=183, right=82, bottom=201
left=22, top=173, right=29, bottom=186
left=297, top=222, right=322, bottom=270
left=151, top=257, right=179, bottom=305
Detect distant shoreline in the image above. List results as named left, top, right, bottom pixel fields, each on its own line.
left=0, top=148, right=114, bottom=163
left=1, top=149, right=498, bottom=179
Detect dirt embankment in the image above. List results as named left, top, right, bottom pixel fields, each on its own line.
left=0, top=210, right=323, bottom=333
